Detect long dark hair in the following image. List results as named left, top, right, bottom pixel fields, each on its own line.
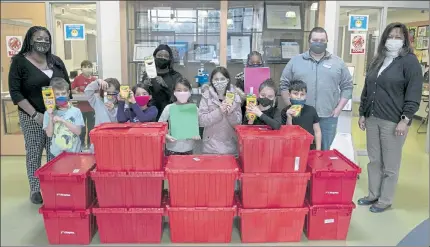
left=209, top=66, right=231, bottom=96
left=368, top=22, right=413, bottom=74
left=99, top=78, right=121, bottom=98
left=17, top=26, right=56, bottom=67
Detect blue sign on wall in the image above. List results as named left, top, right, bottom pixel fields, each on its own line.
left=64, top=24, right=85, bottom=41
left=348, top=15, right=369, bottom=31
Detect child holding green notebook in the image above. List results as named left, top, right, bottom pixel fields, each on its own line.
left=158, top=78, right=200, bottom=155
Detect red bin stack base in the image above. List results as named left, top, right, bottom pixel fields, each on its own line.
left=167, top=205, right=236, bottom=243
left=305, top=203, right=356, bottom=240
left=39, top=205, right=97, bottom=245
left=92, top=207, right=164, bottom=244
left=239, top=207, right=308, bottom=243
left=90, top=122, right=167, bottom=171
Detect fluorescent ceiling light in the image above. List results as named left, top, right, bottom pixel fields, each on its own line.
left=285, top=11, right=296, bottom=18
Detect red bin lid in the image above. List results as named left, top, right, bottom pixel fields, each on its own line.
left=35, top=152, right=95, bottom=178
left=307, top=150, right=360, bottom=173
left=165, top=155, right=239, bottom=172
left=91, top=122, right=167, bottom=135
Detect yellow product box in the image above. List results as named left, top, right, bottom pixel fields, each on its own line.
left=290, top=104, right=303, bottom=117
left=246, top=94, right=257, bottom=122
left=225, top=92, right=235, bottom=106
left=42, top=86, right=55, bottom=110
left=120, top=85, right=130, bottom=99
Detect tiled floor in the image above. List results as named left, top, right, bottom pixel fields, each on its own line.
left=1, top=116, right=428, bottom=246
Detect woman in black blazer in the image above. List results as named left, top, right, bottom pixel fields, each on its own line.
left=8, top=26, right=71, bottom=204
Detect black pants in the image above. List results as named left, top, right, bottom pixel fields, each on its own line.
left=80, top=111, right=95, bottom=147
left=19, top=111, right=54, bottom=192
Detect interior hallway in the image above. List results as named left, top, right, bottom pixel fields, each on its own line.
left=1, top=116, right=428, bottom=246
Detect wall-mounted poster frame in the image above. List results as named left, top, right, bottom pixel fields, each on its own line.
left=264, top=3, right=303, bottom=30
left=167, top=41, right=189, bottom=65
left=133, top=40, right=159, bottom=62
left=227, top=33, right=252, bottom=63
left=193, top=44, right=217, bottom=62
left=280, top=38, right=302, bottom=60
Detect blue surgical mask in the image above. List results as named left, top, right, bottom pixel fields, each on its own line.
left=290, top=99, right=306, bottom=106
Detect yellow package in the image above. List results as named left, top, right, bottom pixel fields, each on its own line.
left=120, top=85, right=130, bottom=99
left=246, top=88, right=257, bottom=123
left=225, top=92, right=235, bottom=106
left=290, top=104, right=303, bottom=117
left=42, top=86, right=55, bottom=110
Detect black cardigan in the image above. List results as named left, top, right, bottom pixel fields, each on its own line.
left=359, top=53, right=423, bottom=124
left=8, top=54, right=71, bottom=115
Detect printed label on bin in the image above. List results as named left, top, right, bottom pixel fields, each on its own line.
left=324, top=219, right=335, bottom=224
left=193, top=157, right=201, bottom=161
left=72, top=169, right=80, bottom=173
left=294, top=157, right=300, bottom=171
left=56, top=193, right=71, bottom=197
left=61, top=231, right=76, bottom=235
left=325, top=191, right=339, bottom=195
left=329, top=156, right=339, bottom=160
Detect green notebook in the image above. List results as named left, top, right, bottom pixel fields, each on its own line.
left=169, top=103, right=199, bottom=140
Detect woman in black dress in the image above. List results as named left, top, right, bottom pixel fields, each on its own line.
left=8, top=26, right=71, bottom=204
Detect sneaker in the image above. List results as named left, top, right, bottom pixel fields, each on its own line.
left=370, top=202, right=391, bottom=213
left=30, top=191, right=43, bottom=204
left=357, top=196, right=378, bottom=206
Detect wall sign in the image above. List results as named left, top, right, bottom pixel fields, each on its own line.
left=350, top=33, right=366, bottom=55
left=6, top=36, right=23, bottom=57
left=348, top=15, right=369, bottom=31
left=64, top=24, right=85, bottom=41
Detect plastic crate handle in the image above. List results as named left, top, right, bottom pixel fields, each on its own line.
left=94, top=123, right=165, bottom=131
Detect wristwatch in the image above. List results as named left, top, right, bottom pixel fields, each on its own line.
left=401, top=115, right=410, bottom=123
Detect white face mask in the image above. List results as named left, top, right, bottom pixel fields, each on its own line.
left=385, top=39, right=403, bottom=53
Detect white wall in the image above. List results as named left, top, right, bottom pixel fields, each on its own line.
left=97, top=1, right=122, bottom=80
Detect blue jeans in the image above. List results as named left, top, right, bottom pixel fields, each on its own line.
left=319, top=117, right=338, bottom=151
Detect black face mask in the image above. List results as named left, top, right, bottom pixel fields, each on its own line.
left=257, top=97, right=274, bottom=107
left=32, top=41, right=50, bottom=54
left=155, top=58, right=170, bottom=69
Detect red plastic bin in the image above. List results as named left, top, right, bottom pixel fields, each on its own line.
left=305, top=203, right=356, bottom=240
left=90, top=122, right=167, bottom=171
left=39, top=205, right=97, bottom=245
left=236, top=125, right=313, bottom=173
left=241, top=172, right=310, bottom=208
left=165, top=155, right=239, bottom=207
left=239, top=207, right=308, bottom=243
left=167, top=205, right=236, bottom=243
left=91, top=169, right=164, bottom=208
left=35, top=152, right=96, bottom=210
left=307, top=150, right=361, bottom=204
left=92, top=207, right=164, bottom=243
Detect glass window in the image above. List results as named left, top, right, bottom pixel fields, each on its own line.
left=127, top=1, right=221, bottom=87
left=337, top=7, right=382, bottom=102
left=51, top=3, right=98, bottom=77
left=226, top=1, right=319, bottom=91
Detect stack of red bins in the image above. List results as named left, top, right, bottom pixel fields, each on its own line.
left=35, top=152, right=97, bottom=245
left=89, top=122, right=168, bottom=244
left=165, top=155, right=239, bottom=243
left=305, top=150, right=361, bottom=240
left=236, top=125, right=313, bottom=243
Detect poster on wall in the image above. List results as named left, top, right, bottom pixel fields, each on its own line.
left=348, top=15, right=369, bottom=31
left=64, top=24, right=85, bottom=41
left=167, top=42, right=188, bottom=65
left=6, top=36, right=23, bottom=57
left=350, top=33, right=366, bottom=55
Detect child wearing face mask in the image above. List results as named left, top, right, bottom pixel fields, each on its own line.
left=85, top=78, right=120, bottom=126
left=117, top=83, right=158, bottom=123
left=243, top=78, right=281, bottom=130
left=158, top=78, right=199, bottom=155
left=43, top=77, right=85, bottom=157
left=281, top=80, right=321, bottom=150
left=199, top=67, right=243, bottom=155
